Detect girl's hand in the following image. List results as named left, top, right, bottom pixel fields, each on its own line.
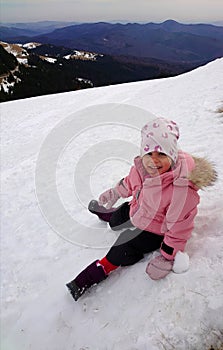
left=98, top=188, right=120, bottom=209
left=146, top=255, right=173, bottom=280
left=146, top=252, right=189, bottom=280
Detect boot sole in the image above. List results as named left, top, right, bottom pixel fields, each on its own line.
left=66, top=281, right=85, bottom=301
left=88, top=200, right=106, bottom=214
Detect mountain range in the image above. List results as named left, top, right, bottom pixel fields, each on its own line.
left=1, top=20, right=223, bottom=63
left=0, top=20, right=223, bottom=102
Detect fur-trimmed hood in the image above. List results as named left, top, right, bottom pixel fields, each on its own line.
left=189, top=156, right=218, bottom=189
left=131, top=152, right=218, bottom=190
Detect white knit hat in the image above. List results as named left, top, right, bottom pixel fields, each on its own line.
left=141, top=118, right=180, bottom=163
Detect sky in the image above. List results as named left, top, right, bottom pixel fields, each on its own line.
left=1, top=0, right=223, bottom=24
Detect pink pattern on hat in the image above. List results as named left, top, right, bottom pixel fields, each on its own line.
left=153, top=122, right=159, bottom=128
left=154, top=145, right=162, bottom=152
left=175, top=126, right=180, bottom=139
left=162, top=132, right=168, bottom=138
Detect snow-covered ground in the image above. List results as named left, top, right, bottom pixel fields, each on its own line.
left=1, top=58, right=223, bottom=350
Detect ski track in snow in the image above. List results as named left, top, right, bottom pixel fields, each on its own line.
left=1, top=58, right=223, bottom=350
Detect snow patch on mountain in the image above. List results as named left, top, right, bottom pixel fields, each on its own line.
left=0, top=41, right=42, bottom=65
left=0, top=41, right=29, bottom=63
left=22, top=42, right=42, bottom=49
left=39, top=55, right=57, bottom=63
left=64, top=49, right=103, bottom=61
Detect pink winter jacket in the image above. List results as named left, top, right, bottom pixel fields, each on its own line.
left=115, top=151, right=214, bottom=260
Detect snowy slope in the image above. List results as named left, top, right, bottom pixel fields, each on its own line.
left=1, top=59, right=223, bottom=350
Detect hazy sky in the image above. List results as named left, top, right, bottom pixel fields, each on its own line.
left=1, top=0, right=223, bottom=24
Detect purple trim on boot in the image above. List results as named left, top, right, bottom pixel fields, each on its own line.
left=66, top=260, right=107, bottom=301
left=97, top=211, right=113, bottom=222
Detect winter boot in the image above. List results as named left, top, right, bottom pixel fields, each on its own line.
left=88, top=199, right=115, bottom=222
left=66, top=260, right=107, bottom=301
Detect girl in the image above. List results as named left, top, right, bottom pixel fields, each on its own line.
left=66, top=117, right=217, bottom=301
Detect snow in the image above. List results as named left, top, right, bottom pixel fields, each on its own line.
left=172, top=251, right=190, bottom=273
left=0, top=72, right=21, bottom=93
left=22, top=42, right=42, bottom=49
left=42, top=56, right=57, bottom=63
left=77, top=77, right=93, bottom=86
left=1, top=42, right=28, bottom=58
left=0, top=41, right=29, bottom=67
left=1, top=58, right=223, bottom=350
left=64, top=50, right=102, bottom=61
left=17, top=58, right=28, bottom=64
left=39, top=55, right=57, bottom=63
left=0, top=79, right=15, bottom=93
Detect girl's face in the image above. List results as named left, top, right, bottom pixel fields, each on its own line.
left=142, top=152, right=172, bottom=176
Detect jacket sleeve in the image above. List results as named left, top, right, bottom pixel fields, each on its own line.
left=115, top=166, right=140, bottom=198
left=160, top=180, right=200, bottom=260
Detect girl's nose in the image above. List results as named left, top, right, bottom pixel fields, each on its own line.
left=151, top=154, right=159, bottom=162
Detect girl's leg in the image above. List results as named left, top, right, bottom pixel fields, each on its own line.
left=88, top=200, right=116, bottom=222
left=88, top=200, right=133, bottom=230
left=106, top=228, right=164, bottom=266
left=66, top=229, right=163, bottom=301
left=66, top=257, right=119, bottom=301
left=109, top=202, right=133, bottom=231
left=66, top=260, right=108, bottom=301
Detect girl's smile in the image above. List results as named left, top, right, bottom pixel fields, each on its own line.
left=142, top=152, right=172, bottom=176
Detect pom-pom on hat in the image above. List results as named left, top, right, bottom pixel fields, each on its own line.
left=141, top=118, right=180, bottom=163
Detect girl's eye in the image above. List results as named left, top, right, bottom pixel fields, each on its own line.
left=146, top=152, right=167, bottom=157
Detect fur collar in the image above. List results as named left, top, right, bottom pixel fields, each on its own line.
left=189, top=156, right=218, bottom=189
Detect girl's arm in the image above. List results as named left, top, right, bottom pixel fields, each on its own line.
left=115, top=175, right=133, bottom=198
left=161, top=185, right=200, bottom=260
left=115, top=164, right=141, bottom=198
left=99, top=165, right=138, bottom=208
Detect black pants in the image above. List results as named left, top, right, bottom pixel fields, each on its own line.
left=106, top=202, right=164, bottom=266
left=109, top=202, right=133, bottom=231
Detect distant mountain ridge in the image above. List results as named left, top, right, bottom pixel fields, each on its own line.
left=1, top=20, right=223, bottom=63
left=0, top=21, right=80, bottom=36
